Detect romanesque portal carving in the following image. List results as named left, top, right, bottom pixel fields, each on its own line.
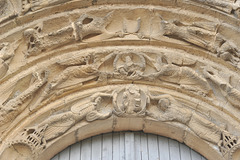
left=0, top=1, right=240, bottom=160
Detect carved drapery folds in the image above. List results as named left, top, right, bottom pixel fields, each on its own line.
left=1, top=1, right=240, bottom=160
left=4, top=85, right=240, bottom=159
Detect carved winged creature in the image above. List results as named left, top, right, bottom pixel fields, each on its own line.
left=37, top=94, right=112, bottom=141
left=148, top=94, right=228, bottom=144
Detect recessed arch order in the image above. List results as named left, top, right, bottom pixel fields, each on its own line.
left=0, top=0, right=240, bottom=160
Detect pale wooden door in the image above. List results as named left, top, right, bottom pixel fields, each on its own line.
left=51, top=132, right=207, bottom=160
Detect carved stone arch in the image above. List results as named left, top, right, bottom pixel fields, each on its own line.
left=1, top=0, right=240, bottom=160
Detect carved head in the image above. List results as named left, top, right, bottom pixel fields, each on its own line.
left=158, top=98, right=170, bottom=112
left=23, top=29, right=36, bottom=39
left=94, top=96, right=102, bottom=104
left=161, top=20, right=175, bottom=35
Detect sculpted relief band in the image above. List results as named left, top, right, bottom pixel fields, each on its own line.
left=0, top=0, right=240, bottom=160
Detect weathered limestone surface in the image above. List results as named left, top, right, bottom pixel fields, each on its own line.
left=0, top=0, right=240, bottom=160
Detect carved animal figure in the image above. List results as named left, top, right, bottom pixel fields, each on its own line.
left=23, top=12, right=119, bottom=57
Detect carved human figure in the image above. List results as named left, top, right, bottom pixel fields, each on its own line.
left=162, top=20, right=218, bottom=52
left=113, top=85, right=149, bottom=116
left=203, top=66, right=240, bottom=109
left=0, top=70, right=48, bottom=125
left=216, top=38, right=240, bottom=67
left=144, top=55, right=211, bottom=95
left=22, top=0, right=72, bottom=14
left=0, top=42, right=18, bottom=79
left=23, top=12, right=119, bottom=57
left=49, top=64, right=98, bottom=90
left=191, top=0, right=240, bottom=16
left=31, top=54, right=99, bottom=111
left=113, top=53, right=146, bottom=79
left=37, top=94, right=112, bottom=141
left=148, top=94, right=227, bottom=144
left=162, top=20, right=240, bottom=65
left=0, top=0, right=16, bottom=23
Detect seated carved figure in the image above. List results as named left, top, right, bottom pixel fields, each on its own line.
left=113, top=54, right=146, bottom=79
left=148, top=94, right=226, bottom=144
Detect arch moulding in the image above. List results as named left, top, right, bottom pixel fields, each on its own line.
left=1, top=0, right=240, bottom=159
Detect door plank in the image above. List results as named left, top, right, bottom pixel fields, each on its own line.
left=125, top=132, right=135, bottom=160
left=169, top=139, right=181, bottom=160
left=70, top=142, right=81, bottom=160
left=92, top=135, right=102, bottom=160
left=134, top=132, right=142, bottom=160
left=158, top=136, right=170, bottom=160
left=81, top=138, right=91, bottom=160
left=147, top=134, right=159, bottom=160
left=140, top=132, right=149, bottom=160
left=102, top=133, right=113, bottom=160
left=59, top=147, right=69, bottom=160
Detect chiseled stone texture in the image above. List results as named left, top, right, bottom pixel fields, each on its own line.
left=0, top=0, right=240, bottom=160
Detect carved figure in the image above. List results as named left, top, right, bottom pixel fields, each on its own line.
left=113, top=53, right=146, bottom=79
left=191, top=0, right=240, bottom=16
left=203, top=66, right=240, bottom=109
left=23, top=25, right=43, bottom=57
left=0, top=70, right=48, bottom=125
left=144, top=55, right=211, bottom=95
left=216, top=37, right=240, bottom=67
left=147, top=94, right=228, bottom=144
left=113, top=85, right=149, bottom=116
left=33, top=54, right=99, bottom=109
left=49, top=64, right=98, bottom=90
left=0, top=0, right=16, bottom=23
left=162, top=20, right=240, bottom=66
left=0, top=42, right=18, bottom=79
left=162, top=20, right=218, bottom=52
left=37, top=94, right=112, bottom=141
left=23, top=12, right=119, bottom=57
left=22, top=0, right=71, bottom=14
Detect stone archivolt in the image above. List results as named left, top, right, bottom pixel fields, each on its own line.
left=1, top=1, right=240, bottom=160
